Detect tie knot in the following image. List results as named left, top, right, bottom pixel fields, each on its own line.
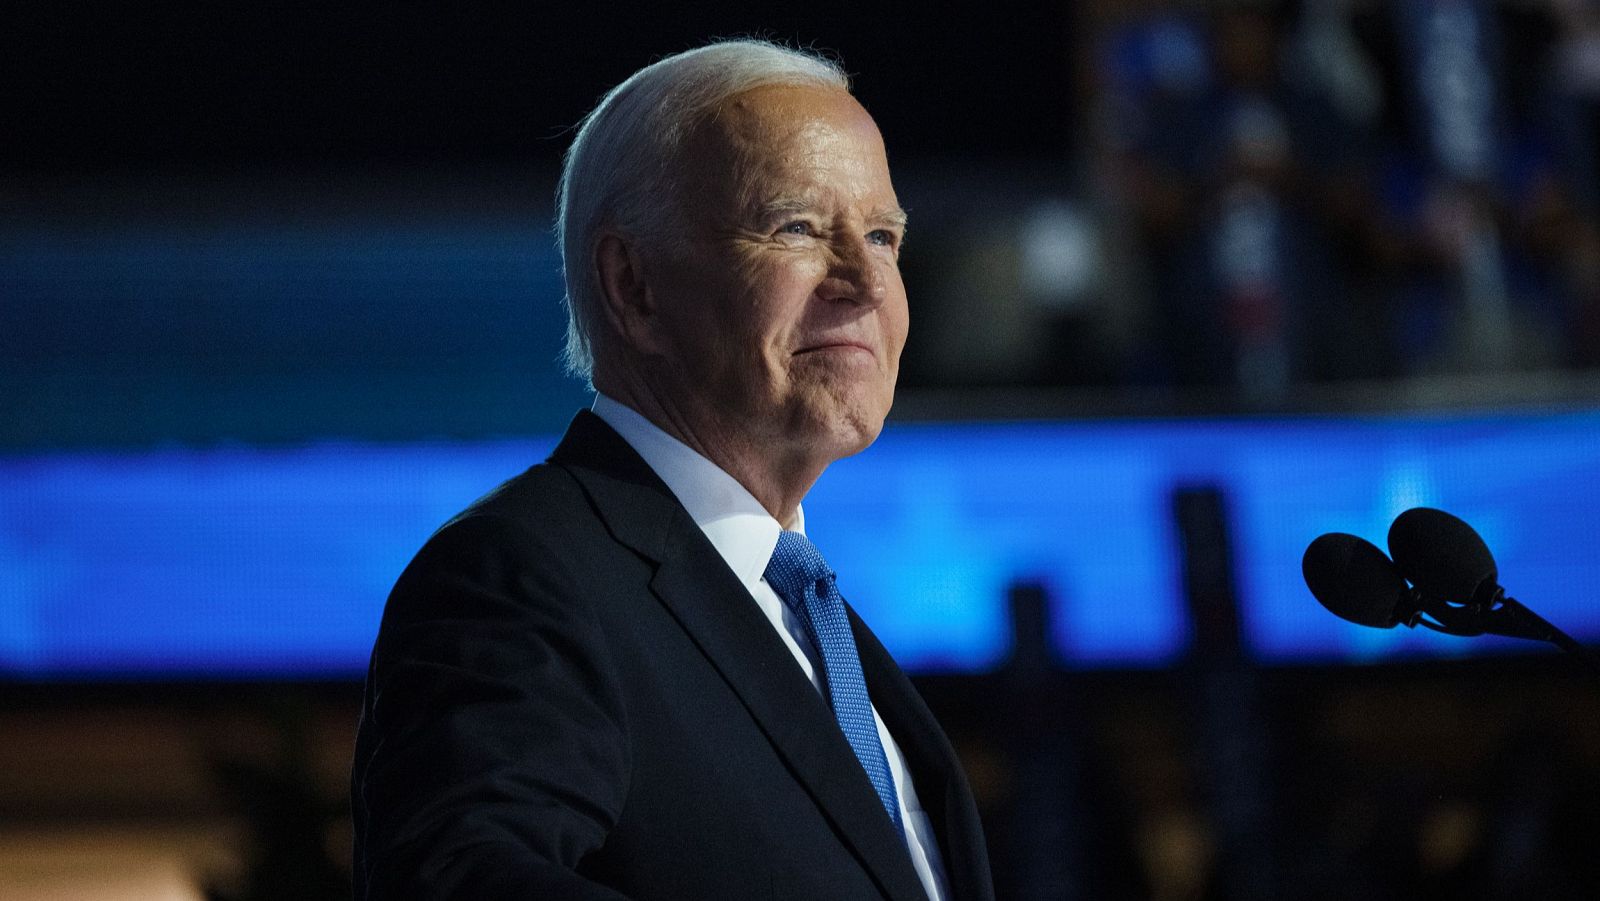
left=764, top=530, right=833, bottom=602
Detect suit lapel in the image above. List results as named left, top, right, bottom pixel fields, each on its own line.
left=853, top=612, right=996, bottom=901
left=551, top=412, right=929, bottom=901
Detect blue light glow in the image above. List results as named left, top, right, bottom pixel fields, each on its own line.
left=2, top=409, right=1597, bottom=678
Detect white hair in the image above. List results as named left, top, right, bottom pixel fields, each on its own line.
left=555, top=39, right=851, bottom=383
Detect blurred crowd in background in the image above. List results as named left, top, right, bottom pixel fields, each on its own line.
left=906, top=0, right=1600, bottom=400
left=10, top=0, right=1600, bottom=448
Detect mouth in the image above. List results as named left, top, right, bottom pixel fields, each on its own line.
left=795, top=340, right=875, bottom=359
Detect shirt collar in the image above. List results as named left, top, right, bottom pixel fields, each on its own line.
left=591, top=394, right=804, bottom=591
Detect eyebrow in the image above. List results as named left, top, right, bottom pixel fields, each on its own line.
left=757, top=198, right=814, bottom=219
left=755, top=198, right=910, bottom=229
left=872, top=207, right=911, bottom=229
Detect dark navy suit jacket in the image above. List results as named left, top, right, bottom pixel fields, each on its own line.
left=351, top=410, right=994, bottom=900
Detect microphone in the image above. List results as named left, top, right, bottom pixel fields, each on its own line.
left=1387, top=507, right=1498, bottom=608
left=1303, top=508, right=1600, bottom=676
left=1301, top=532, right=1411, bottom=629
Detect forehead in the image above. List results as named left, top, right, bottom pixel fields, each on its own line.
left=710, top=83, right=878, bottom=146
left=683, top=84, right=894, bottom=215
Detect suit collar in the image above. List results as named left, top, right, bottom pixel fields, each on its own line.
left=589, top=394, right=792, bottom=597
left=548, top=410, right=678, bottom=562
left=549, top=411, right=932, bottom=901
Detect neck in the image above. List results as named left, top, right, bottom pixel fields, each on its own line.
left=596, top=369, right=823, bottom=530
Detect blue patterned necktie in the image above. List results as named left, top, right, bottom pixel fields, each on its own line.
left=764, top=530, right=903, bottom=832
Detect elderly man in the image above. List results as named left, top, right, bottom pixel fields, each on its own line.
left=351, top=40, right=993, bottom=901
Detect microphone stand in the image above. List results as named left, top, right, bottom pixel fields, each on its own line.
left=1401, top=583, right=1600, bottom=679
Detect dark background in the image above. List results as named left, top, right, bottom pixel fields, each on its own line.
left=4, top=6, right=1077, bottom=172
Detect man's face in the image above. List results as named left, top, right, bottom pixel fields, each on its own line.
left=643, top=84, right=909, bottom=466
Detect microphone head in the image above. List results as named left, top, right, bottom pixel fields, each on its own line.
left=1302, top=532, right=1410, bottom=628
left=1386, top=507, right=1498, bottom=602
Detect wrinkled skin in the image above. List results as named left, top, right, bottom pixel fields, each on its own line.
left=595, top=84, right=909, bottom=526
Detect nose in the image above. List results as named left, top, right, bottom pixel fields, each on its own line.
left=817, top=233, right=889, bottom=308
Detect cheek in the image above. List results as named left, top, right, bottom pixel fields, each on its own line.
left=884, top=275, right=910, bottom=353
left=749, top=261, right=826, bottom=335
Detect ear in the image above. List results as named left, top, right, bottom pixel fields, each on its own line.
left=594, top=232, right=669, bottom=357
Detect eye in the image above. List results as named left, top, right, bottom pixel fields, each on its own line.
left=867, top=229, right=899, bottom=248
left=778, top=220, right=814, bottom=237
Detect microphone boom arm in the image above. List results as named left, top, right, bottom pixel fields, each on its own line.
left=1405, top=585, right=1600, bottom=677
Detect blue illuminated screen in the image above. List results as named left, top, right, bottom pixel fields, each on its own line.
left=2, top=408, right=1597, bottom=678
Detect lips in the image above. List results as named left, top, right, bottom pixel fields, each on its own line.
left=795, top=339, right=875, bottom=358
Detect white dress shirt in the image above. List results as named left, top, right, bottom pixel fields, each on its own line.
left=593, top=394, right=949, bottom=901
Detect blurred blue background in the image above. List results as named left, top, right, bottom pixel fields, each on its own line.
left=5, top=409, right=1598, bottom=677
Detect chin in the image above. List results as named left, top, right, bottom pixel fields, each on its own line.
left=807, top=395, right=893, bottom=462
left=772, top=372, right=895, bottom=460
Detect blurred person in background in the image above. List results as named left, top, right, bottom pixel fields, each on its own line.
left=1103, top=2, right=1375, bottom=397
left=350, top=39, right=993, bottom=901
left=1097, top=0, right=1600, bottom=393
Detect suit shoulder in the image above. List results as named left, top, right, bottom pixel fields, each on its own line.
left=385, top=460, right=602, bottom=606
left=440, top=458, right=594, bottom=540
left=382, top=458, right=611, bottom=631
